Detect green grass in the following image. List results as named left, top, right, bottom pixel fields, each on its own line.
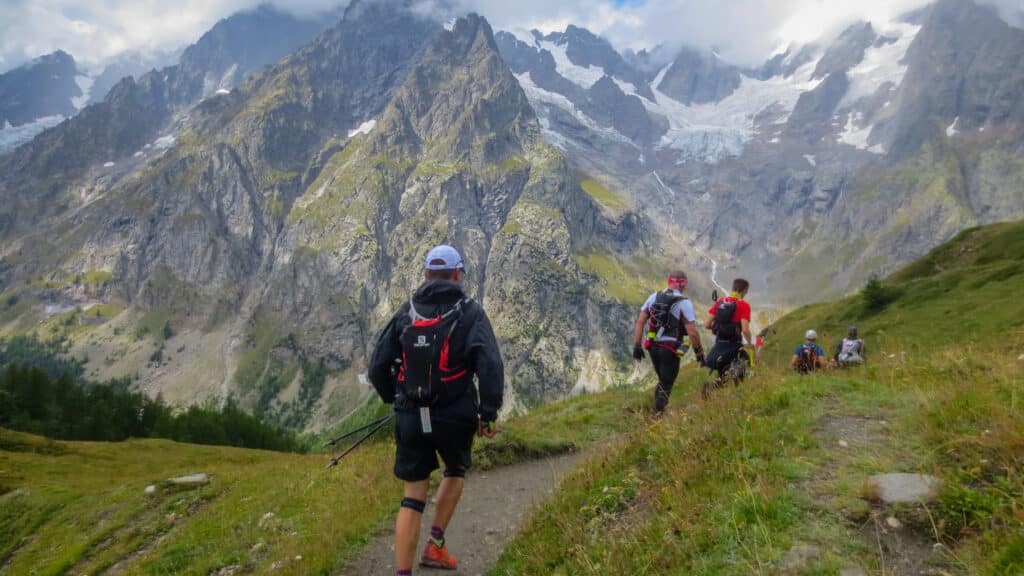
left=575, top=246, right=665, bottom=306
left=80, top=270, right=114, bottom=286
left=493, top=221, right=1024, bottom=575
left=233, top=312, right=287, bottom=392
left=476, top=389, right=646, bottom=469
left=0, top=385, right=649, bottom=575
left=135, top=309, right=172, bottom=342
left=579, top=176, right=629, bottom=211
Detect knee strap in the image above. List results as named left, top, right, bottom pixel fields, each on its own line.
left=400, top=498, right=426, bottom=513
left=443, top=468, right=466, bottom=479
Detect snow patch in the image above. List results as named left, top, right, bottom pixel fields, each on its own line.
left=0, top=114, right=64, bottom=152
left=946, top=116, right=960, bottom=137
left=516, top=73, right=634, bottom=146
left=839, top=23, right=921, bottom=110
left=133, top=151, right=144, bottom=158
left=72, top=74, right=94, bottom=109
left=611, top=77, right=641, bottom=98
left=347, top=119, right=377, bottom=138
left=537, top=39, right=606, bottom=89
left=644, top=57, right=822, bottom=163
left=444, top=17, right=456, bottom=31
left=803, top=154, right=817, bottom=167
left=507, top=27, right=539, bottom=48
left=152, top=135, right=176, bottom=150
left=838, top=111, right=884, bottom=153
left=215, top=88, right=231, bottom=95
left=537, top=116, right=570, bottom=151
left=103, top=161, right=115, bottom=168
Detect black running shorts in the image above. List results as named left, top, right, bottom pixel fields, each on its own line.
left=393, top=411, right=475, bottom=482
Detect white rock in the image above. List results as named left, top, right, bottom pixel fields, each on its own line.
left=294, top=556, right=302, bottom=561
left=1018, top=354, right=1024, bottom=361
left=838, top=440, right=849, bottom=448
left=863, top=473, right=941, bottom=503
left=144, top=484, right=157, bottom=494
left=886, top=516, right=902, bottom=529
left=168, top=473, right=208, bottom=485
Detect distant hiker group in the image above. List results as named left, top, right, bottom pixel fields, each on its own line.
left=792, top=326, right=867, bottom=374
left=359, top=244, right=868, bottom=575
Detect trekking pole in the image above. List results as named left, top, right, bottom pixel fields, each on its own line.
left=324, top=413, right=394, bottom=447
left=325, top=414, right=394, bottom=469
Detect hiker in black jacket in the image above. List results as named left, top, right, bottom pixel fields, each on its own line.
left=368, top=244, right=504, bottom=575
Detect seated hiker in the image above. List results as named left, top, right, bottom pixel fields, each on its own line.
left=833, top=326, right=866, bottom=367
left=792, top=330, right=826, bottom=374
left=704, top=278, right=758, bottom=388
left=632, top=271, right=705, bottom=412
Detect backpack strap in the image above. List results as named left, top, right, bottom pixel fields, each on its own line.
left=407, top=297, right=470, bottom=325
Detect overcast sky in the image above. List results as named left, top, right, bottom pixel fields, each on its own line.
left=2, top=0, right=1022, bottom=72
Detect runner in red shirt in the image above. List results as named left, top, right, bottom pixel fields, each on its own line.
left=703, top=278, right=759, bottom=389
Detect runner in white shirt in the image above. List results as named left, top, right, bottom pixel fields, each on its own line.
left=632, top=271, right=705, bottom=411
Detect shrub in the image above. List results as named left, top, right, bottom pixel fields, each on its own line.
left=861, top=275, right=901, bottom=312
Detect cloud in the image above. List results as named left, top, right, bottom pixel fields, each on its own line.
left=448, top=0, right=1018, bottom=67
left=1, top=0, right=1022, bottom=73
left=0, top=0, right=347, bottom=72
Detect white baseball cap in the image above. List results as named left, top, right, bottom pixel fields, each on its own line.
left=424, top=245, right=464, bottom=270
left=805, top=329, right=818, bottom=340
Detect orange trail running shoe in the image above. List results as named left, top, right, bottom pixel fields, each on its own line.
left=420, top=540, right=458, bottom=570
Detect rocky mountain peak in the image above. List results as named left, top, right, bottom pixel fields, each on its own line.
left=0, top=50, right=82, bottom=129
left=656, top=46, right=742, bottom=104
left=811, top=21, right=877, bottom=80
left=883, top=0, right=1024, bottom=159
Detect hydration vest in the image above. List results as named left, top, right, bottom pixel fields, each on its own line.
left=796, top=343, right=820, bottom=373
left=397, top=298, right=472, bottom=406
left=711, top=297, right=742, bottom=342
left=647, top=290, right=686, bottom=347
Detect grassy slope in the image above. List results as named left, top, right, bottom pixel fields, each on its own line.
left=492, top=222, right=1024, bottom=575
left=0, top=390, right=645, bottom=575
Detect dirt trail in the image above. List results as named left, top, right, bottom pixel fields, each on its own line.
left=812, top=408, right=954, bottom=575
left=341, top=450, right=589, bottom=576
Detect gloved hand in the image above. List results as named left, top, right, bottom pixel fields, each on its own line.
left=694, top=349, right=706, bottom=367
left=633, top=344, right=645, bottom=361
left=477, top=420, right=497, bottom=438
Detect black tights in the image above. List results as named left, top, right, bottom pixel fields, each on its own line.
left=648, top=346, right=680, bottom=411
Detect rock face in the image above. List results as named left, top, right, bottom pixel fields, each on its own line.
left=496, top=0, right=1024, bottom=306
left=0, top=6, right=338, bottom=155
left=0, top=5, right=645, bottom=423
left=0, top=51, right=81, bottom=128
left=862, top=473, right=941, bottom=504
left=882, top=0, right=1024, bottom=160
left=811, top=22, right=877, bottom=80
left=492, top=30, right=668, bottom=146
left=656, top=47, right=741, bottom=105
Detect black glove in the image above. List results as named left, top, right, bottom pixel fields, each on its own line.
left=633, top=344, right=645, bottom=360
left=694, top=347, right=706, bottom=367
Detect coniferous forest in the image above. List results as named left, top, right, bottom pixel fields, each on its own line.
left=0, top=335, right=302, bottom=452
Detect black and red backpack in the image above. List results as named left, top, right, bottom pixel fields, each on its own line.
left=397, top=298, right=473, bottom=406
left=711, top=297, right=741, bottom=342
left=647, top=290, right=685, bottom=347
